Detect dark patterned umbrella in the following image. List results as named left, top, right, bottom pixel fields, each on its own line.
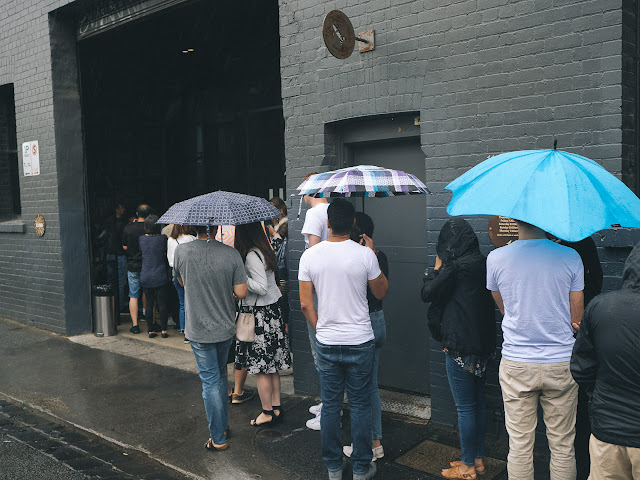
left=158, top=191, right=281, bottom=226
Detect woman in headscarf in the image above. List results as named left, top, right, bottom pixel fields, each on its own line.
left=421, top=218, right=496, bottom=480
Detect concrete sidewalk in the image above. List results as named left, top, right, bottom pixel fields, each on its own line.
left=0, top=317, right=511, bottom=479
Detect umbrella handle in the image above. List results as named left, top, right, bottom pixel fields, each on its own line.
left=297, top=196, right=304, bottom=220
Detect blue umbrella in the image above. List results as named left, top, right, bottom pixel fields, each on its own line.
left=445, top=149, right=640, bottom=242
left=158, top=191, right=281, bottom=227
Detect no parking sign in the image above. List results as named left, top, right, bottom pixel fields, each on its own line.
left=22, top=140, right=40, bottom=176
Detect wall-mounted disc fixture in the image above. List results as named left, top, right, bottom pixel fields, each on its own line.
left=322, top=10, right=356, bottom=59
left=34, top=214, right=46, bottom=237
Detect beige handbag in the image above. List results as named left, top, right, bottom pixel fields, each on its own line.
left=236, top=250, right=263, bottom=342
left=236, top=304, right=256, bottom=342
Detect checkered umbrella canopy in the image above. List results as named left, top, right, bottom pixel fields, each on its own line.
left=296, top=165, right=431, bottom=197
left=158, top=191, right=282, bottom=226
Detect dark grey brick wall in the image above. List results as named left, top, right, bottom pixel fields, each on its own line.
left=622, top=0, right=637, bottom=193
left=0, top=0, right=79, bottom=334
left=279, top=0, right=635, bottom=426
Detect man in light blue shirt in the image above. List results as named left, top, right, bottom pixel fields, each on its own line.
left=487, top=220, right=584, bottom=480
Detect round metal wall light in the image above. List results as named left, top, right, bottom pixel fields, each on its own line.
left=322, top=10, right=356, bottom=59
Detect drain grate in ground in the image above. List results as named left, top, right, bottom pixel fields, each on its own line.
left=396, top=440, right=506, bottom=479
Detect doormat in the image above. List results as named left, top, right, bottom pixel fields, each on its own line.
left=396, top=440, right=506, bottom=479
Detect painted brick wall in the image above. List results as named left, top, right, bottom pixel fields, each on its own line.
left=278, top=0, right=633, bottom=427
left=0, top=0, right=76, bottom=333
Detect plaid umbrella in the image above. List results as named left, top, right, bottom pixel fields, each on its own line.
left=296, top=165, right=431, bottom=197
left=158, top=191, right=281, bottom=227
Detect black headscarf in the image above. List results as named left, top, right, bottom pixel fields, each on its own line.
left=436, top=218, right=480, bottom=264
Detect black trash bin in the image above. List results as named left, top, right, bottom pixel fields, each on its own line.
left=92, top=284, right=117, bottom=337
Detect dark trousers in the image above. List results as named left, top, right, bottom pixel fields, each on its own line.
left=143, top=284, right=170, bottom=331
left=575, top=385, right=591, bottom=480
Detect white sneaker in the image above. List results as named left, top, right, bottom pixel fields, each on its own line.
left=308, top=402, right=322, bottom=416
left=343, top=444, right=384, bottom=461
left=305, top=413, right=321, bottom=430
left=372, top=445, right=384, bottom=461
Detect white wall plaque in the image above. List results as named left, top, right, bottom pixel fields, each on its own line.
left=22, top=141, right=40, bottom=176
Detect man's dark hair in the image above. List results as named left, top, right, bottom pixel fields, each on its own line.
left=327, top=198, right=355, bottom=236
left=195, top=225, right=218, bottom=236
left=353, top=212, right=374, bottom=238
left=144, top=214, right=161, bottom=234
left=136, top=204, right=154, bottom=219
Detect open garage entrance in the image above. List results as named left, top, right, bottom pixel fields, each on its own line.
left=78, top=0, right=285, bottom=286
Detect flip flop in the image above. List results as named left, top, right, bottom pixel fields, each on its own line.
left=450, top=460, right=485, bottom=475
left=204, top=438, right=228, bottom=451
left=441, top=465, right=477, bottom=479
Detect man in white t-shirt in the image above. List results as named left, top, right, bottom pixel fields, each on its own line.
left=300, top=177, right=331, bottom=429
left=487, top=220, right=584, bottom=480
left=302, top=195, right=330, bottom=248
left=299, top=198, right=388, bottom=480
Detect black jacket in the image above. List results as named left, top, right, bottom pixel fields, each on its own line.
left=421, top=219, right=496, bottom=357
left=571, top=241, right=640, bottom=448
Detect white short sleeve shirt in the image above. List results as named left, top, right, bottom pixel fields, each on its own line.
left=298, top=240, right=381, bottom=345
left=301, top=203, right=330, bottom=249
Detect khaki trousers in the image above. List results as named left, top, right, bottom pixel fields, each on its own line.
left=589, top=435, right=640, bottom=480
left=499, top=358, right=579, bottom=480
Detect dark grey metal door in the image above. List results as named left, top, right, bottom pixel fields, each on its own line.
left=349, top=137, right=430, bottom=394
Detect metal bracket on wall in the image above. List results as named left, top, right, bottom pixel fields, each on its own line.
left=357, top=30, right=375, bottom=53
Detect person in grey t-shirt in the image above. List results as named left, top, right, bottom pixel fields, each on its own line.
left=174, top=225, right=248, bottom=452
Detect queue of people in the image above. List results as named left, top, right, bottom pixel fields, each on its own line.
left=104, top=188, right=640, bottom=480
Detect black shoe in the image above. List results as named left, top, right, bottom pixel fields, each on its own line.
left=148, top=332, right=157, bottom=338
left=231, top=389, right=255, bottom=404
left=130, top=325, right=140, bottom=334
left=161, top=333, right=169, bottom=338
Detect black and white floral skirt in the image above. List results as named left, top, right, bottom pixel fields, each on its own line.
left=235, top=302, right=291, bottom=374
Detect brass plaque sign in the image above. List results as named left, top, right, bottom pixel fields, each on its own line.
left=488, top=216, right=518, bottom=247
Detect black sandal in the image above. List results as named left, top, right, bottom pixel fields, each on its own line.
left=250, top=409, right=274, bottom=427
left=273, top=405, right=284, bottom=423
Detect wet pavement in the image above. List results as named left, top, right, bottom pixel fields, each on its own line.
left=0, top=317, right=561, bottom=479
left=0, top=399, right=184, bottom=479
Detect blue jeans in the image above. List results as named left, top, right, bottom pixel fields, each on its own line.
left=370, top=310, right=386, bottom=441
left=191, top=338, right=233, bottom=445
left=446, top=354, right=487, bottom=466
left=317, top=340, right=374, bottom=475
left=307, top=294, right=319, bottom=370
left=106, top=254, right=127, bottom=309
left=173, top=277, right=185, bottom=331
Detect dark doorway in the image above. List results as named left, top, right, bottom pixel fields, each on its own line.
left=78, top=0, right=285, bottom=282
left=0, top=84, right=20, bottom=219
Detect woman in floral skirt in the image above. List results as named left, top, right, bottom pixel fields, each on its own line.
left=234, top=222, right=291, bottom=427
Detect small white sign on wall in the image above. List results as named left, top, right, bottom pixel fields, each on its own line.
left=22, top=141, right=40, bottom=176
